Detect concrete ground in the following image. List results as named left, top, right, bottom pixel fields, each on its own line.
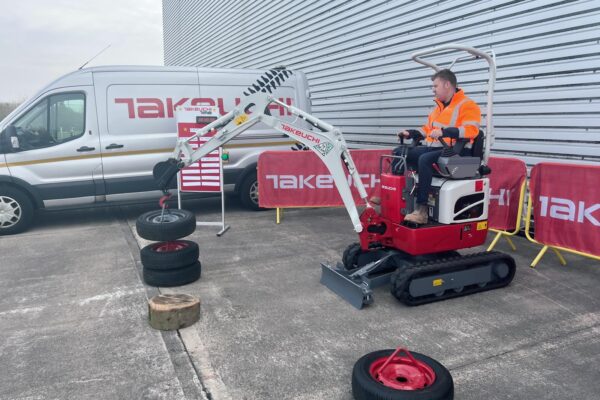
left=1, top=196, right=599, bottom=399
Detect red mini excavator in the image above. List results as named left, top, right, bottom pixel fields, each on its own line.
left=321, top=44, right=515, bottom=309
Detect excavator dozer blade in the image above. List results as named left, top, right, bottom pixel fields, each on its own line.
left=320, top=263, right=373, bottom=309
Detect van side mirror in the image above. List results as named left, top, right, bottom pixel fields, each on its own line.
left=0, top=125, right=20, bottom=153
left=0, top=128, right=7, bottom=153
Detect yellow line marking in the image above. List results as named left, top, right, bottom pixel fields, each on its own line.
left=3, top=141, right=298, bottom=167
left=4, top=148, right=173, bottom=167
left=101, top=148, right=173, bottom=158
left=6, top=154, right=101, bottom=167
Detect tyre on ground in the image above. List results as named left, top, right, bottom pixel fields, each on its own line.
left=352, top=349, right=453, bottom=400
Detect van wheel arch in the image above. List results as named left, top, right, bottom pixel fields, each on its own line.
left=0, top=179, right=43, bottom=210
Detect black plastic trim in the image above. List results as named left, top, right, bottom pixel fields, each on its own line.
left=36, top=180, right=96, bottom=200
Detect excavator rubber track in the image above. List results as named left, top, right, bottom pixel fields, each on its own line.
left=390, top=251, right=516, bottom=306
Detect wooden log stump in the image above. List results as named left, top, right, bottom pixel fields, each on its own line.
left=148, top=294, right=200, bottom=330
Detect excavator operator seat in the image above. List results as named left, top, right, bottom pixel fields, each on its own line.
left=436, top=130, right=484, bottom=179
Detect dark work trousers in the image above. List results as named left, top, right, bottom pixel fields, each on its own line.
left=406, top=146, right=470, bottom=204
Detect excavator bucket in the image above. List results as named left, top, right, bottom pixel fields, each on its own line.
left=320, top=262, right=378, bottom=309
left=153, top=158, right=181, bottom=192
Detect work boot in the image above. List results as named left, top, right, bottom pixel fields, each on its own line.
left=404, top=204, right=428, bottom=224
left=369, top=196, right=381, bottom=205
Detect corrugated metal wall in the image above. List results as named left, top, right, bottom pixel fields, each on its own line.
left=163, top=0, right=600, bottom=165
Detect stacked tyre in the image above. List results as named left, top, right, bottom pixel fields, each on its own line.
left=136, top=209, right=201, bottom=287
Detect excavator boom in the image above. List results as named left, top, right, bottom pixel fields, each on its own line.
left=153, top=69, right=371, bottom=233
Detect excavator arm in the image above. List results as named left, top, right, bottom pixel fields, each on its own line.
left=153, top=69, right=371, bottom=233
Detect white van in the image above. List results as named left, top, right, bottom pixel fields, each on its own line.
left=0, top=66, right=310, bottom=234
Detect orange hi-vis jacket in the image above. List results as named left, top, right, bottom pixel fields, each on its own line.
left=416, top=89, right=481, bottom=147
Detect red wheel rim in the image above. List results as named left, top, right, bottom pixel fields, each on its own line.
left=152, top=241, right=189, bottom=253
left=369, top=354, right=436, bottom=391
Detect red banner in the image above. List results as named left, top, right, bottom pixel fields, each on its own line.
left=258, top=149, right=390, bottom=208
left=529, top=162, right=600, bottom=256
left=487, top=156, right=527, bottom=231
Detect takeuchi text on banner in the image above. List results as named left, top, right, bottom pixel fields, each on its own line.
left=258, top=149, right=391, bottom=208
left=487, top=156, right=527, bottom=231
left=529, top=162, right=600, bottom=256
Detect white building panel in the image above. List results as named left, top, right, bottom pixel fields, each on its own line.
left=163, top=0, right=600, bottom=165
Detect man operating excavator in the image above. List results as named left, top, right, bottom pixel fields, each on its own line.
left=398, top=69, right=482, bottom=224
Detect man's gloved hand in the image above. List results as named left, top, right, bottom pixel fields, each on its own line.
left=430, top=129, right=443, bottom=139
left=441, top=127, right=459, bottom=139
left=397, top=129, right=424, bottom=141
left=397, top=130, right=410, bottom=141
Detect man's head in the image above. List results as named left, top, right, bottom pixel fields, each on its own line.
left=431, top=69, right=457, bottom=103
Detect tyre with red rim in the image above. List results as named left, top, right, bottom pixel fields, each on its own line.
left=352, top=349, right=453, bottom=400
left=141, top=240, right=199, bottom=270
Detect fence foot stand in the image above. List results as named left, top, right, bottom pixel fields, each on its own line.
left=530, top=245, right=549, bottom=268
left=531, top=245, right=568, bottom=268
left=487, top=231, right=502, bottom=252
left=504, top=236, right=517, bottom=251
left=217, top=225, right=230, bottom=237
left=551, top=247, right=567, bottom=266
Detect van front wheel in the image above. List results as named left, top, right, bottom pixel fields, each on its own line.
left=0, top=186, right=35, bottom=235
left=239, top=171, right=266, bottom=211
left=239, top=172, right=263, bottom=211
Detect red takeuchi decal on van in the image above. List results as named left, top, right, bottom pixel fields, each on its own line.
left=114, top=97, right=293, bottom=119
left=280, top=124, right=320, bottom=144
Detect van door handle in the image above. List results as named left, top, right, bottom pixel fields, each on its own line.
left=105, top=143, right=124, bottom=149
left=76, top=146, right=96, bottom=152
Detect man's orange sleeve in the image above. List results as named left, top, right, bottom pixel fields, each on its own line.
left=458, top=101, right=481, bottom=140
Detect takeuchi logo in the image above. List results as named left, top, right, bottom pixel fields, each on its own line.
left=265, top=174, right=379, bottom=189
left=114, top=97, right=293, bottom=118
left=280, top=124, right=320, bottom=144
left=539, top=195, right=600, bottom=226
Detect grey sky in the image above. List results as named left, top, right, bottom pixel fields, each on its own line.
left=0, top=0, right=163, bottom=102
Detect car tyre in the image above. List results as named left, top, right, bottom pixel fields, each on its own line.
left=136, top=209, right=196, bottom=241
left=239, top=171, right=264, bottom=211
left=143, top=261, right=202, bottom=287
left=0, top=186, right=35, bottom=235
left=140, top=240, right=199, bottom=270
